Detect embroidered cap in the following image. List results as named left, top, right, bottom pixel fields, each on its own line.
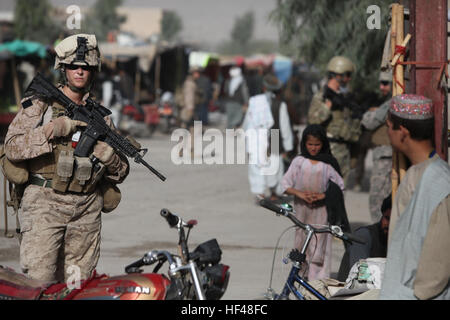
left=263, top=74, right=282, bottom=91
left=390, top=94, right=434, bottom=120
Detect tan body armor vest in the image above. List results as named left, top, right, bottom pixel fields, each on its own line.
left=371, top=123, right=390, bottom=146
left=327, top=109, right=361, bottom=143
left=28, top=102, right=105, bottom=194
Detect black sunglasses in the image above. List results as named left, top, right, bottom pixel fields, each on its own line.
left=65, top=64, right=92, bottom=71
left=380, top=81, right=390, bottom=86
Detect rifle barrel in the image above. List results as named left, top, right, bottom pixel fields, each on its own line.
left=136, top=157, right=166, bottom=181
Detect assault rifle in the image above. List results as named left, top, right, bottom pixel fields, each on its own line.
left=323, top=86, right=366, bottom=119
left=323, top=86, right=346, bottom=111
left=25, top=73, right=166, bottom=181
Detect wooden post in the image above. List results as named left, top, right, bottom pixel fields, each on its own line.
left=395, top=4, right=408, bottom=182
left=3, top=57, right=21, bottom=238
left=11, top=57, right=22, bottom=110
left=390, top=4, right=400, bottom=199
left=155, top=54, right=161, bottom=101
left=391, top=4, right=398, bottom=96
left=134, top=59, right=141, bottom=105
left=390, top=3, right=409, bottom=201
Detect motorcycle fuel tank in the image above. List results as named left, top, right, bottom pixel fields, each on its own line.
left=73, top=273, right=171, bottom=300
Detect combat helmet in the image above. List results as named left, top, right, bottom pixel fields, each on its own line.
left=54, top=34, right=101, bottom=72
left=379, top=69, right=392, bottom=82
left=327, top=56, right=355, bottom=75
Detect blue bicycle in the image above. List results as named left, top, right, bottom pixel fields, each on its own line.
left=259, top=199, right=365, bottom=300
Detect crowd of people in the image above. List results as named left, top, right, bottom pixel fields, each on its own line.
left=2, top=33, right=449, bottom=300
left=239, top=54, right=449, bottom=299
left=121, top=49, right=448, bottom=299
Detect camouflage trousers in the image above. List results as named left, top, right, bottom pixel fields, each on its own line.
left=330, top=142, right=350, bottom=186
left=369, top=157, right=392, bottom=222
left=18, top=184, right=103, bottom=283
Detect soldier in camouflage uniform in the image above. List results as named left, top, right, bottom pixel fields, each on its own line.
left=361, top=70, right=393, bottom=222
left=307, top=56, right=361, bottom=185
left=4, top=34, right=129, bottom=283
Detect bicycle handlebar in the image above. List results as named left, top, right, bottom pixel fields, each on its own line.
left=341, top=231, right=366, bottom=245
left=259, top=199, right=366, bottom=245
left=260, top=199, right=285, bottom=215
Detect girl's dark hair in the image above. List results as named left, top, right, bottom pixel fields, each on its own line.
left=300, top=124, right=331, bottom=156
left=388, top=112, right=434, bottom=141
left=300, top=124, right=342, bottom=175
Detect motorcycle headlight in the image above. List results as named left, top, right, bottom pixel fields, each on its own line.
left=204, top=264, right=230, bottom=300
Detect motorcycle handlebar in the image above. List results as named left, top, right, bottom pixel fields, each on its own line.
left=125, top=250, right=175, bottom=274
left=125, top=258, right=145, bottom=273
left=160, top=208, right=179, bottom=228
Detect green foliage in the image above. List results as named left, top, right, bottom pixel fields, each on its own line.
left=216, top=39, right=278, bottom=56
left=230, top=11, right=255, bottom=53
left=271, top=0, right=393, bottom=102
left=217, top=11, right=277, bottom=56
left=83, top=0, right=126, bottom=41
left=13, top=0, right=61, bottom=45
left=161, top=10, right=183, bottom=42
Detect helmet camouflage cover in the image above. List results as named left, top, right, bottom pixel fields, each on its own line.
left=54, top=34, right=101, bottom=71
left=379, top=69, right=393, bottom=82
left=327, top=56, right=355, bottom=74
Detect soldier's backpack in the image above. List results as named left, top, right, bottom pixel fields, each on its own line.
left=0, top=146, right=29, bottom=185
left=0, top=145, right=28, bottom=237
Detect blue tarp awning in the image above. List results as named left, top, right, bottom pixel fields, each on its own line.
left=273, top=54, right=293, bottom=85
left=0, top=39, right=47, bottom=59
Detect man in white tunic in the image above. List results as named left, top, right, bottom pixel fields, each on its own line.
left=242, top=74, right=293, bottom=201
left=378, top=94, right=450, bottom=300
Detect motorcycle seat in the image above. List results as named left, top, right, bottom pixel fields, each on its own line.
left=0, top=265, right=52, bottom=299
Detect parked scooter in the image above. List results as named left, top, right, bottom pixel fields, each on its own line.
left=118, top=99, right=152, bottom=138
left=158, top=91, right=177, bottom=134
left=141, top=102, right=160, bottom=135
left=0, top=208, right=230, bottom=300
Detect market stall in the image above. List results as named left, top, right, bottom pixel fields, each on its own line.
left=0, top=39, right=48, bottom=139
left=99, top=42, right=158, bottom=104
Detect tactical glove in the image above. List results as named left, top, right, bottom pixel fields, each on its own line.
left=47, top=116, right=87, bottom=138
left=330, top=94, right=346, bottom=111
left=92, top=140, right=115, bottom=164
left=323, top=87, right=345, bottom=111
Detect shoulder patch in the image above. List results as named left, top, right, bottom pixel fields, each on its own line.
left=21, top=99, right=33, bottom=109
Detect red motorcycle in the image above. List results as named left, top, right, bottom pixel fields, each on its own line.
left=0, top=209, right=230, bottom=300
left=118, top=101, right=154, bottom=137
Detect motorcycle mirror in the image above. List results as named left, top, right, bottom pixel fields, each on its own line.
left=186, top=219, right=198, bottom=228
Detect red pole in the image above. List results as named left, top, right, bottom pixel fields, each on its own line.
left=410, top=0, right=448, bottom=161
